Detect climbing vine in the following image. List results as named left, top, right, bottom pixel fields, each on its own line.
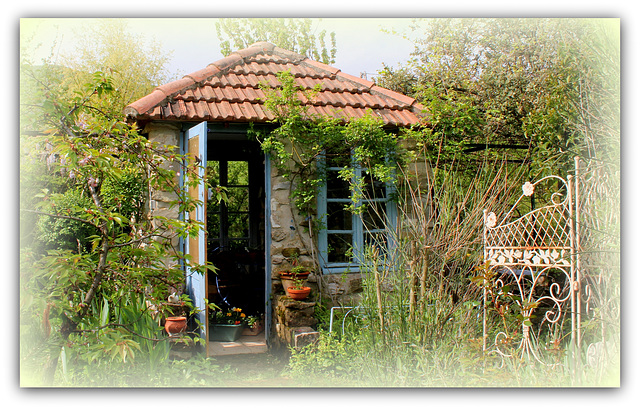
left=251, top=70, right=409, bottom=218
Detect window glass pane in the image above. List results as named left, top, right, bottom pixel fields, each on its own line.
left=327, top=202, right=352, bottom=231
left=228, top=161, right=249, bottom=185
left=228, top=212, right=249, bottom=238
left=364, top=232, right=388, bottom=255
left=228, top=239, right=250, bottom=252
left=327, top=170, right=350, bottom=199
left=327, top=233, right=352, bottom=263
left=207, top=209, right=221, bottom=239
left=362, top=201, right=387, bottom=230
left=208, top=238, right=222, bottom=253
left=207, top=161, right=220, bottom=186
left=226, top=187, right=249, bottom=212
left=362, top=172, right=387, bottom=199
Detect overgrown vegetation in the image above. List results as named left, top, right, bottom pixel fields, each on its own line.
left=377, top=18, right=615, bottom=177
left=285, top=19, right=619, bottom=387
left=19, top=18, right=619, bottom=387
left=251, top=70, right=401, bottom=218
left=20, top=24, right=215, bottom=386
left=216, top=18, right=337, bottom=65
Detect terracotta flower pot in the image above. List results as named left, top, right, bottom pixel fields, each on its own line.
left=280, top=271, right=310, bottom=293
left=280, top=271, right=310, bottom=280
left=287, top=286, right=311, bottom=300
left=165, top=316, right=187, bottom=336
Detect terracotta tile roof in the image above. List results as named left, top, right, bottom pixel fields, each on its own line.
left=125, top=42, right=425, bottom=128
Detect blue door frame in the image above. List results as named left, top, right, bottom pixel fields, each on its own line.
left=183, top=122, right=208, bottom=344
left=180, top=122, right=273, bottom=351
left=264, top=155, right=272, bottom=347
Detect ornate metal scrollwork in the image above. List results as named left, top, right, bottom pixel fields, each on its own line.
left=483, top=176, right=577, bottom=366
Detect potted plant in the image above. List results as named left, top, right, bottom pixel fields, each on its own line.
left=210, top=307, right=246, bottom=342
left=162, top=293, right=191, bottom=337
left=242, top=315, right=264, bottom=336
left=280, top=265, right=311, bottom=292
left=287, top=277, right=311, bottom=300
left=164, top=316, right=187, bottom=337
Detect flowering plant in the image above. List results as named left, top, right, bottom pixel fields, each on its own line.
left=522, top=181, right=535, bottom=197
left=213, top=307, right=248, bottom=325
left=246, top=315, right=262, bottom=328
left=291, top=265, right=308, bottom=276
left=485, top=212, right=497, bottom=228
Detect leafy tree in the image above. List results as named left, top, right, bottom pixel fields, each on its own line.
left=376, top=18, right=615, bottom=176
left=55, top=19, right=175, bottom=117
left=20, top=20, right=175, bottom=254
left=215, top=18, right=337, bottom=65
left=19, top=27, right=213, bottom=385
left=20, top=68, right=215, bottom=385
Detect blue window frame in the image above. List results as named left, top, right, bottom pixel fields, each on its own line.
left=317, top=152, right=397, bottom=274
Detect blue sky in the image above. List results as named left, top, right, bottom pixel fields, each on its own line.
left=21, top=18, right=417, bottom=81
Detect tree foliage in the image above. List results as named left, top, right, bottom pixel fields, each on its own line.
left=20, top=26, right=212, bottom=385
left=376, top=18, right=618, bottom=176
left=46, top=19, right=174, bottom=118
left=215, top=18, right=337, bottom=65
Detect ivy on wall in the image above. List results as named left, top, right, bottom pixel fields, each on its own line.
left=251, top=70, right=411, bottom=219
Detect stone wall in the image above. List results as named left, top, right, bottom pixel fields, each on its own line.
left=267, top=163, right=320, bottom=347
left=146, top=123, right=182, bottom=264
left=145, top=123, right=434, bottom=348
left=266, top=140, right=434, bottom=346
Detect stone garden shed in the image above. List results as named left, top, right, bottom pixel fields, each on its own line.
left=125, top=41, right=426, bottom=353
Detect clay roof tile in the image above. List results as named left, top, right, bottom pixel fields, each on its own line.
left=218, top=100, right=234, bottom=120
left=301, top=58, right=339, bottom=76
left=370, top=85, right=416, bottom=108
left=212, top=54, right=243, bottom=71
left=124, top=89, right=165, bottom=116
left=186, top=65, right=221, bottom=83
left=206, top=101, right=221, bottom=120
left=336, top=72, right=375, bottom=91
left=157, top=77, right=195, bottom=97
left=125, top=42, right=425, bottom=128
left=231, top=45, right=266, bottom=60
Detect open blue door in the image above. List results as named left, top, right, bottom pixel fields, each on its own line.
left=184, top=122, right=208, bottom=344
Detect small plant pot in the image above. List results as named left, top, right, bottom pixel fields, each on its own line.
left=242, top=322, right=264, bottom=336
left=280, top=271, right=310, bottom=280
left=164, top=316, right=187, bottom=337
left=210, top=323, right=244, bottom=342
left=280, top=271, right=310, bottom=292
left=287, top=286, right=311, bottom=300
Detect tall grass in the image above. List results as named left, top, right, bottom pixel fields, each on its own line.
left=288, top=152, right=538, bottom=386
left=289, top=142, right=619, bottom=386
left=352, top=151, right=537, bottom=385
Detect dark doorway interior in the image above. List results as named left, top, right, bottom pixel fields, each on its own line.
left=206, top=137, right=265, bottom=318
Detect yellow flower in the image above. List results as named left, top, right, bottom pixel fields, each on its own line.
left=226, top=312, right=232, bottom=316
left=240, top=313, right=246, bottom=318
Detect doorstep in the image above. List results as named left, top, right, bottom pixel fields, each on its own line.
left=208, top=332, right=268, bottom=356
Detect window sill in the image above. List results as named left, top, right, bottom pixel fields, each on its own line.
left=321, top=264, right=361, bottom=275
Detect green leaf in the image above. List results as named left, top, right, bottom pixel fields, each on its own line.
left=100, top=298, right=110, bottom=327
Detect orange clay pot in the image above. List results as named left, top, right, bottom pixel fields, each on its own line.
left=287, top=286, right=311, bottom=301
left=165, top=316, right=187, bottom=336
